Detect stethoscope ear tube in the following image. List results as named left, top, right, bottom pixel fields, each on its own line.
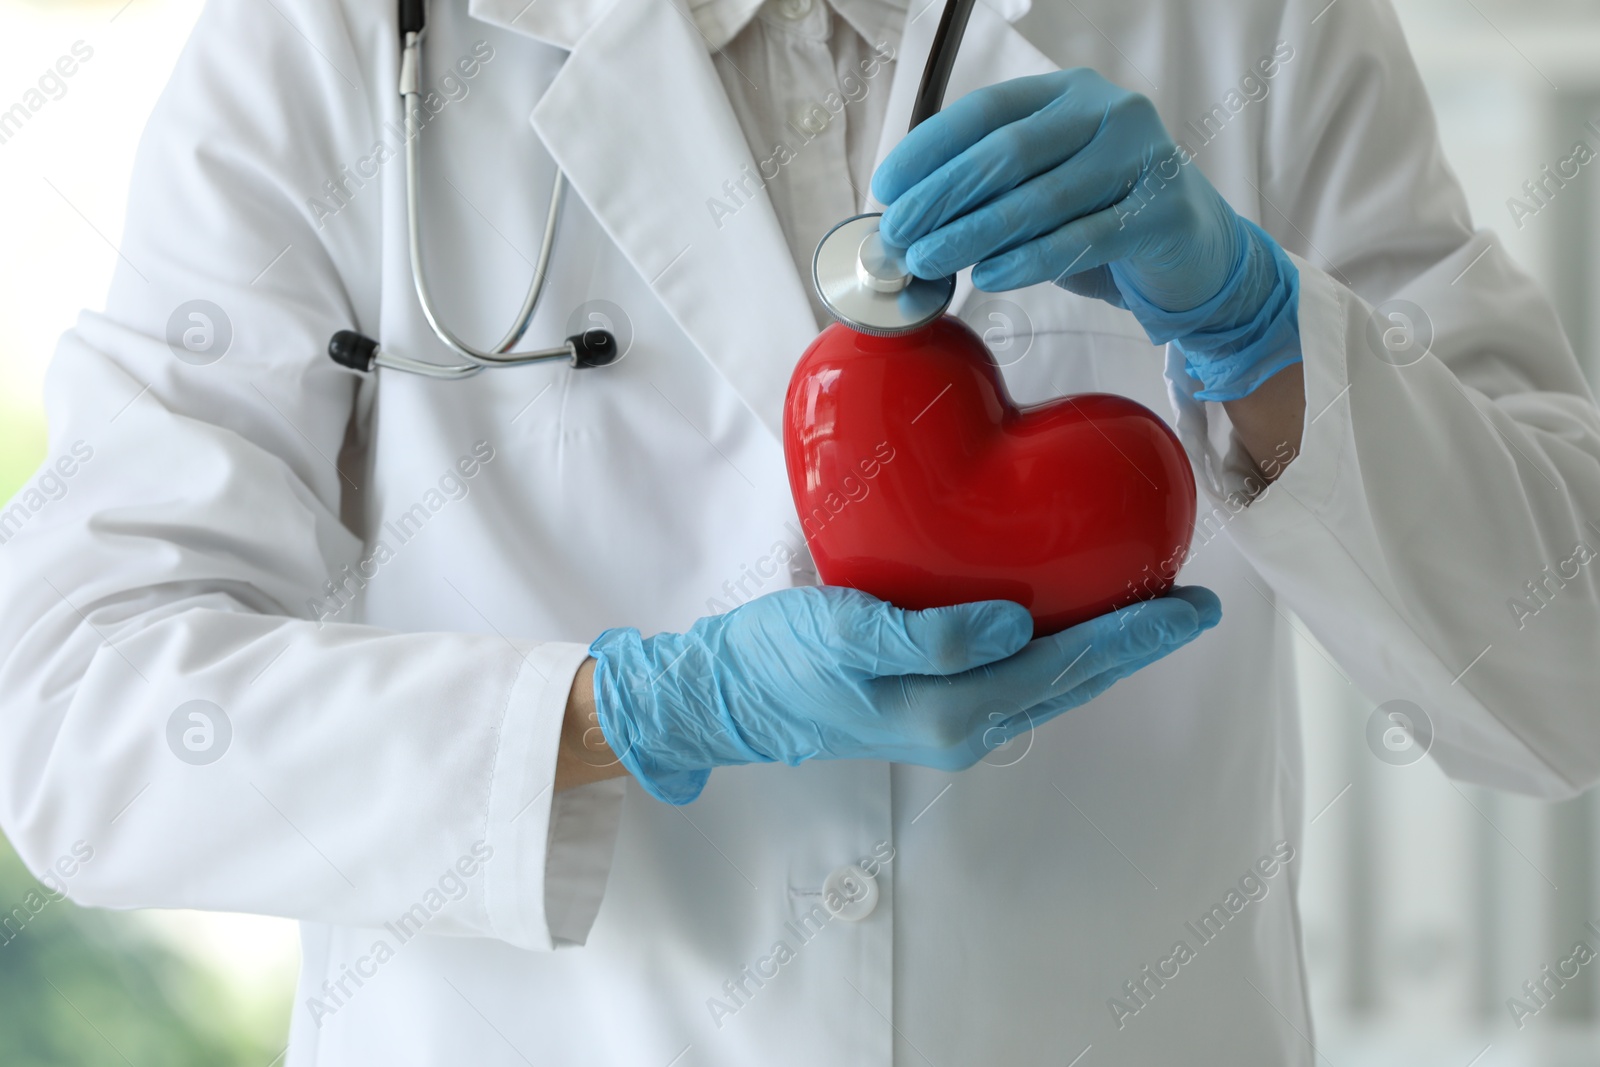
left=908, top=0, right=977, bottom=130
left=399, top=0, right=425, bottom=37
left=325, top=0, right=617, bottom=381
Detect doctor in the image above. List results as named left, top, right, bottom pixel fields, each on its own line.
left=2, top=0, right=1598, bottom=1063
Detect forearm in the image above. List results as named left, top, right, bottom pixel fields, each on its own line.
left=1222, top=361, right=1305, bottom=485
left=556, top=658, right=628, bottom=792
left=1208, top=251, right=1600, bottom=796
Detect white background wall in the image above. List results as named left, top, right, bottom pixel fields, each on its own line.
left=2, top=0, right=1599, bottom=1060
left=1301, top=3, right=1600, bottom=1063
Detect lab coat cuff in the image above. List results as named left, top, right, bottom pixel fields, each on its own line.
left=1164, top=252, right=1349, bottom=536
left=484, top=641, right=624, bottom=950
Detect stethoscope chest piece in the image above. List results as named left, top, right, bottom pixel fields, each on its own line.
left=813, top=214, right=955, bottom=337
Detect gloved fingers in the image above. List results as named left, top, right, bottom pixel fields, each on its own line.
left=980, top=628, right=1206, bottom=749
left=1049, top=588, right=1222, bottom=708
left=977, top=589, right=1222, bottom=740
left=833, top=596, right=1035, bottom=677
left=901, top=148, right=1142, bottom=279
left=917, top=592, right=1207, bottom=725
left=880, top=92, right=1106, bottom=252
left=1077, top=588, right=1222, bottom=682
left=1055, top=264, right=1127, bottom=307
left=970, top=200, right=1143, bottom=292
left=1158, top=585, right=1224, bottom=630
left=877, top=590, right=1219, bottom=767
left=872, top=72, right=1071, bottom=206
left=1051, top=628, right=1206, bottom=712
left=1032, top=594, right=1209, bottom=693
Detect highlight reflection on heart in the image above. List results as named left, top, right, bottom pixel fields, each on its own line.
left=783, top=316, right=1198, bottom=636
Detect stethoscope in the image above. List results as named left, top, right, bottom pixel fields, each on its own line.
left=326, top=0, right=977, bottom=379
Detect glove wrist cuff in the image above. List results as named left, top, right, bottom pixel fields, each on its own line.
left=1117, top=216, right=1304, bottom=402
left=589, top=628, right=713, bottom=805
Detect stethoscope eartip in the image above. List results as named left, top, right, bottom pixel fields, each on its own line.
left=569, top=329, right=619, bottom=368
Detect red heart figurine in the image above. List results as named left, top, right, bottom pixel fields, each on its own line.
left=783, top=316, right=1198, bottom=636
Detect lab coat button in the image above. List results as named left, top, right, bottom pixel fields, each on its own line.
left=774, top=0, right=814, bottom=21
left=823, top=864, right=878, bottom=922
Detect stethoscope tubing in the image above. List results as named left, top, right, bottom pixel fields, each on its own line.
left=398, top=29, right=576, bottom=374
left=327, top=14, right=614, bottom=378
left=910, top=0, right=976, bottom=130
left=328, top=0, right=974, bottom=379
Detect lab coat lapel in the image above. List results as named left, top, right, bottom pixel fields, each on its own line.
left=516, top=0, right=821, bottom=440
left=872, top=0, right=1059, bottom=313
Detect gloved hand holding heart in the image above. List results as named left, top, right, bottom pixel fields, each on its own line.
left=780, top=68, right=1307, bottom=634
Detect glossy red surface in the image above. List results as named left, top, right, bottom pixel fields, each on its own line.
left=783, top=316, right=1198, bottom=635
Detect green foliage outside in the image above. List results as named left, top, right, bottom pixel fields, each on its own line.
left=0, top=402, right=47, bottom=504
left=0, top=836, right=291, bottom=1066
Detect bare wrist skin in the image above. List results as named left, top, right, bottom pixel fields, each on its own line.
left=1222, top=360, right=1305, bottom=486
left=555, top=658, right=628, bottom=793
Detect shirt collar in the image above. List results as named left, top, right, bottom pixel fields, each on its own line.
left=470, top=0, right=1025, bottom=53
left=685, top=0, right=766, bottom=49
left=699, top=0, right=911, bottom=50
left=830, top=0, right=911, bottom=51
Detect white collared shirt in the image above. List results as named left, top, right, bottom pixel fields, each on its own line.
left=697, top=0, right=906, bottom=325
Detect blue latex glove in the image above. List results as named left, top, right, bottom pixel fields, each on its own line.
left=873, top=70, right=1301, bottom=402
left=590, top=585, right=1221, bottom=804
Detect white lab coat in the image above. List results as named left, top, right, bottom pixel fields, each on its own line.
left=2, top=0, right=1598, bottom=1061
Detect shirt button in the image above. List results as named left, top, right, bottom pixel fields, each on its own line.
left=789, top=101, right=831, bottom=136
left=774, top=0, right=813, bottom=20
left=823, top=864, right=879, bottom=922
